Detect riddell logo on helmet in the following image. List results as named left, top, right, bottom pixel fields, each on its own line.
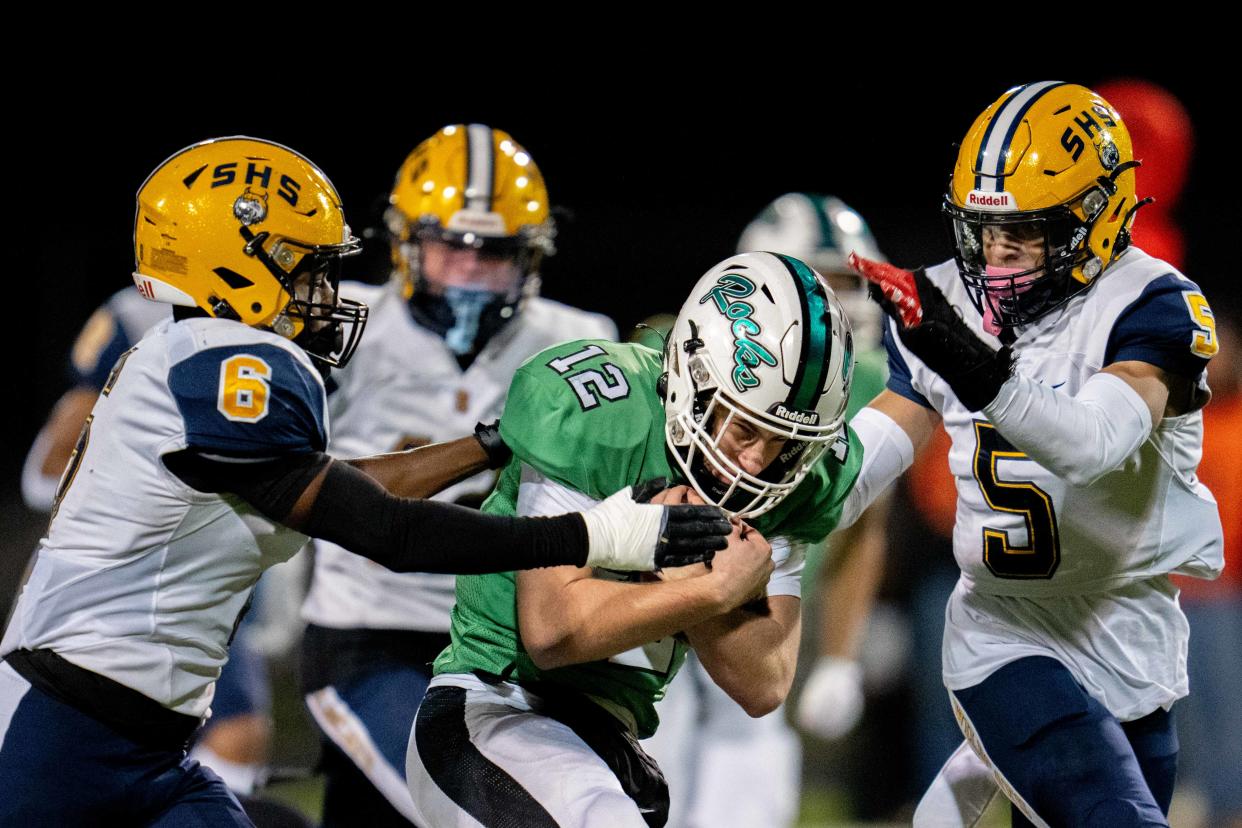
left=771, top=405, right=819, bottom=426
left=966, top=191, right=1015, bottom=210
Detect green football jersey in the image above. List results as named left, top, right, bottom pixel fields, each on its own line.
left=434, top=340, right=863, bottom=737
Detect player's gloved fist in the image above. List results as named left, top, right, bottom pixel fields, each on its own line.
left=580, top=480, right=731, bottom=571
left=473, top=421, right=511, bottom=469
left=795, top=656, right=865, bottom=740
left=848, top=253, right=1014, bottom=412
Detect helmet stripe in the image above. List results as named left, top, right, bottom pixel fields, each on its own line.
left=775, top=253, right=830, bottom=412
left=974, top=81, right=1066, bottom=193
left=465, top=124, right=494, bottom=213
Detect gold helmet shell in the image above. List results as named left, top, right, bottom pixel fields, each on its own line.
left=387, top=124, right=555, bottom=287
left=944, top=82, right=1145, bottom=329
left=133, top=137, right=366, bottom=365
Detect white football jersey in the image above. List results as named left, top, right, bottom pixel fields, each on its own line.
left=885, top=249, right=1224, bottom=718
left=3, top=317, right=326, bottom=717
left=301, top=281, right=617, bottom=631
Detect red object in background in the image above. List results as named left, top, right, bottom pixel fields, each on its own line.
left=1096, top=79, right=1194, bottom=270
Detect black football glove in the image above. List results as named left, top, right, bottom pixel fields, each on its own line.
left=848, top=253, right=1013, bottom=412
left=633, top=477, right=731, bottom=569
left=473, top=421, right=512, bottom=469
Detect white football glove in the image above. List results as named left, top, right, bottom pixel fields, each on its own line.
left=796, top=656, right=865, bottom=740
left=579, top=483, right=730, bottom=571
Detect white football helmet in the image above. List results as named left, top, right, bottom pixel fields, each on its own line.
left=737, top=193, right=885, bottom=348
left=663, top=252, right=854, bottom=518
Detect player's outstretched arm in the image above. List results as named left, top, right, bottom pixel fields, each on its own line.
left=163, top=450, right=730, bottom=575
left=838, top=391, right=939, bottom=530
left=795, top=497, right=889, bottom=739
left=850, top=254, right=1183, bottom=487
left=344, top=433, right=495, bottom=500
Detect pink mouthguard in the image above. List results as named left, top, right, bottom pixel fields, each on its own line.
left=980, top=265, right=1038, bottom=336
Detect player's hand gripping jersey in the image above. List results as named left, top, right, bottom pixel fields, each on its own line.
left=434, top=340, right=862, bottom=738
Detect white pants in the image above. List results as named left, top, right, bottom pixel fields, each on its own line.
left=407, top=674, right=652, bottom=828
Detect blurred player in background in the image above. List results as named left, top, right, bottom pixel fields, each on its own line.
left=0, top=137, right=726, bottom=826
left=407, top=251, right=861, bottom=827
left=843, top=82, right=1223, bottom=826
left=644, top=194, right=890, bottom=827
left=299, top=124, right=616, bottom=826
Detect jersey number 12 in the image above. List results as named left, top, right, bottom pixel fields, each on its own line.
left=546, top=344, right=631, bottom=411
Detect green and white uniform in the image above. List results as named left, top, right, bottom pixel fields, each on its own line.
left=645, top=345, right=887, bottom=828
left=407, top=339, right=861, bottom=827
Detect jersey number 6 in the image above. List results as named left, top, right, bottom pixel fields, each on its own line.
left=218, top=355, right=272, bottom=423
left=972, top=421, right=1061, bottom=579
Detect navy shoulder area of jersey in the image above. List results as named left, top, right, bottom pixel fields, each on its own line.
left=499, top=340, right=667, bottom=498
left=1103, top=270, right=1216, bottom=379
left=68, top=290, right=169, bottom=389
left=882, top=317, right=934, bottom=409
left=167, top=335, right=326, bottom=457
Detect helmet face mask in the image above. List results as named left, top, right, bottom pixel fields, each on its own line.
left=944, top=82, right=1143, bottom=333
left=133, top=137, right=368, bottom=368
left=387, top=124, right=554, bottom=357
left=677, top=385, right=827, bottom=517
left=663, top=252, right=854, bottom=519
left=945, top=202, right=1093, bottom=330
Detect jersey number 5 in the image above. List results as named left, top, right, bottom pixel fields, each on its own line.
left=972, top=421, right=1061, bottom=579
left=547, top=344, right=631, bottom=411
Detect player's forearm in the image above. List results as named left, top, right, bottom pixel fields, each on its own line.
left=686, top=597, right=800, bottom=717
left=345, top=436, right=491, bottom=500
left=818, top=500, right=887, bottom=659
left=982, top=370, right=1153, bottom=488
left=299, top=459, right=589, bottom=573
left=518, top=572, right=730, bottom=670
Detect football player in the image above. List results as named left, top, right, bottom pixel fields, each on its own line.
left=644, top=195, right=892, bottom=827
left=299, top=124, right=617, bottom=826
left=20, top=290, right=286, bottom=804
left=839, top=82, right=1223, bottom=826
left=22, top=288, right=169, bottom=510
left=0, top=137, right=729, bottom=826
left=406, top=251, right=861, bottom=827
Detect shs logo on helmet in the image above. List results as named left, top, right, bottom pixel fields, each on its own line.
left=133, top=137, right=368, bottom=368
left=662, top=252, right=854, bottom=518
left=944, top=82, right=1149, bottom=332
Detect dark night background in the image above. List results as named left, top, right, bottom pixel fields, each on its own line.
left=6, top=71, right=1229, bottom=611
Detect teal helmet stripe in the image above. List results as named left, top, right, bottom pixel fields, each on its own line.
left=774, top=253, right=830, bottom=412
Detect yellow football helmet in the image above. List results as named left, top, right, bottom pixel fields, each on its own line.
left=386, top=124, right=555, bottom=356
left=944, top=82, right=1148, bottom=330
left=133, top=137, right=367, bottom=367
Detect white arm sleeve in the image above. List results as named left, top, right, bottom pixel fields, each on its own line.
left=838, top=407, right=916, bottom=530
left=21, top=429, right=60, bottom=512
left=982, top=371, right=1153, bottom=488
left=766, top=537, right=806, bottom=598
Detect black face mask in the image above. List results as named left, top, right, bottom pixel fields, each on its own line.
left=407, top=287, right=516, bottom=366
